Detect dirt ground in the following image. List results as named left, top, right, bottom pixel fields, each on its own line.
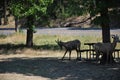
left=0, top=54, right=120, bottom=80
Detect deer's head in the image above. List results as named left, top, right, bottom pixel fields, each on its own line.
left=55, top=39, right=63, bottom=49
left=112, top=34, right=120, bottom=43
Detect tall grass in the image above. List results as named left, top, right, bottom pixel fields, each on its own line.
left=33, top=34, right=102, bottom=49
left=1, top=32, right=120, bottom=49
left=0, top=32, right=120, bottom=56
left=0, top=32, right=26, bottom=44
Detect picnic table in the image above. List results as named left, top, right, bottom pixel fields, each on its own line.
left=84, top=43, right=95, bottom=59
left=82, top=42, right=120, bottom=59
left=84, top=43, right=95, bottom=50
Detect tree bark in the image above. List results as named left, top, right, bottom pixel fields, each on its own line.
left=101, top=5, right=110, bottom=43
left=26, top=29, right=33, bottom=47
left=102, top=26, right=110, bottom=43
left=26, top=16, right=34, bottom=47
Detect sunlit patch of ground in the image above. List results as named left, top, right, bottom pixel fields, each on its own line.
left=0, top=73, right=51, bottom=80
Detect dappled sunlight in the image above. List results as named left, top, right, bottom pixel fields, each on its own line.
left=0, top=73, right=51, bottom=80
left=107, top=67, right=119, bottom=70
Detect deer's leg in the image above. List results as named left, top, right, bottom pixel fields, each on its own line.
left=109, top=53, right=111, bottom=64
left=79, top=51, right=81, bottom=60
left=62, top=50, right=68, bottom=60
left=69, top=51, right=71, bottom=60
left=77, top=51, right=79, bottom=59
left=76, top=49, right=79, bottom=60
left=106, top=51, right=109, bottom=64
left=96, top=51, right=100, bottom=62
left=108, top=52, right=112, bottom=64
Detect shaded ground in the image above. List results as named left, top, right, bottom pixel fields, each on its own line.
left=0, top=55, right=120, bottom=80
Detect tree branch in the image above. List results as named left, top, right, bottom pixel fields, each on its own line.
left=61, top=17, right=92, bottom=27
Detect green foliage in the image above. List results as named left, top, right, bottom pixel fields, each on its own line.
left=9, top=2, right=23, bottom=18
left=10, top=0, right=53, bottom=30
left=47, top=0, right=87, bottom=19
left=65, top=0, right=86, bottom=16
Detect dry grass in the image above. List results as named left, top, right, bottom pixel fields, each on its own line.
left=0, top=33, right=26, bottom=44
left=0, top=32, right=120, bottom=55
left=0, top=32, right=102, bottom=57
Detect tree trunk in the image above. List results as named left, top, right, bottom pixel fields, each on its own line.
left=26, top=29, right=33, bottom=47
left=102, top=26, right=110, bottom=43
left=0, top=16, right=1, bottom=25
left=101, top=5, right=110, bottom=43
left=26, top=16, right=34, bottom=47
left=3, top=0, right=8, bottom=25
left=15, top=17, right=19, bottom=32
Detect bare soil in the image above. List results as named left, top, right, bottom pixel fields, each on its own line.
left=0, top=54, right=120, bottom=80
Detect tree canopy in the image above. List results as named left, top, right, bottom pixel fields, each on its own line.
left=10, top=0, right=53, bottom=28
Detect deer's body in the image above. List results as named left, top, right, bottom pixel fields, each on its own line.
left=56, top=39, right=81, bottom=60
left=93, top=35, right=120, bottom=63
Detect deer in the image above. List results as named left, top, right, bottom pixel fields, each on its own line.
left=56, top=39, right=81, bottom=60
left=93, top=35, right=120, bottom=63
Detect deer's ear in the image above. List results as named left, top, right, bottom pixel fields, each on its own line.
left=55, top=40, right=58, bottom=43
left=55, top=39, right=59, bottom=43
left=111, top=34, right=115, bottom=38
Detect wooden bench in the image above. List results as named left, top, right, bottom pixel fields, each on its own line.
left=80, top=49, right=95, bottom=59
left=80, top=49, right=120, bottom=59
left=113, top=49, right=120, bottom=58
